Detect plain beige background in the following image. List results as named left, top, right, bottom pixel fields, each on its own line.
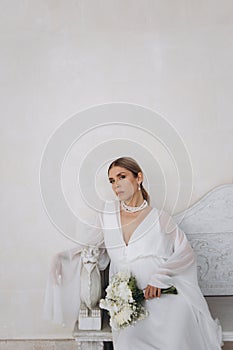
left=1, top=0, right=233, bottom=340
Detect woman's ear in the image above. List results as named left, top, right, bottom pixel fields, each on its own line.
left=137, top=171, right=143, bottom=183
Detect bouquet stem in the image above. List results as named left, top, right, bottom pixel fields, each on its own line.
left=160, top=286, right=178, bottom=295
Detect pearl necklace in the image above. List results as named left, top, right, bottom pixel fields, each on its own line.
left=121, top=199, right=148, bottom=213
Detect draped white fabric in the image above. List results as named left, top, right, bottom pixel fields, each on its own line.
left=43, top=214, right=110, bottom=327
left=43, top=199, right=223, bottom=349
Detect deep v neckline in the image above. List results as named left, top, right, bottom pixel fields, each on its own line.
left=116, top=201, right=156, bottom=247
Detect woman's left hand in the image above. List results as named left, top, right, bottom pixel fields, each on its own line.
left=144, top=284, right=161, bottom=299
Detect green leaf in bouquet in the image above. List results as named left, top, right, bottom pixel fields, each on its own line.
left=128, top=276, right=145, bottom=303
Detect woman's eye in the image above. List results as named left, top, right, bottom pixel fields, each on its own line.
left=109, top=175, right=126, bottom=184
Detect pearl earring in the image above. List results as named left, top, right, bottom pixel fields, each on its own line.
left=138, top=184, right=141, bottom=191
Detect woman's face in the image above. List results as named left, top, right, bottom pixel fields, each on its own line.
left=108, top=166, right=141, bottom=201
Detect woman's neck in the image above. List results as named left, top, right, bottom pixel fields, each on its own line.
left=123, top=193, right=145, bottom=207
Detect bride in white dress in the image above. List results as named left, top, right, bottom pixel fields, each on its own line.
left=103, top=156, right=223, bottom=350
left=44, top=156, right=223, bottom=349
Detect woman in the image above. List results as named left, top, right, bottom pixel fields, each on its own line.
left=101, top=156, right=223, bottom=349
left=44, top=156, right=223, bottom=349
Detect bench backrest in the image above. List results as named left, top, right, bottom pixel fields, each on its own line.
left=173, top=184, right=233, bottom=296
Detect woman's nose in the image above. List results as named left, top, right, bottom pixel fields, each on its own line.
left=114, top=180, right=120, bottom=188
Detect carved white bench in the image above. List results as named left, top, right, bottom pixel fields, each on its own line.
left=73, top=184, right=233, bottom=348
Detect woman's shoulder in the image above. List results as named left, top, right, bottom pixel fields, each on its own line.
left=156, top=208, right=178, bottom=236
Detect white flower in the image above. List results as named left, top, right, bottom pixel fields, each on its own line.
left=114, top=305, right=132, bottom=325
left=99, top=270, right=149, bottom=330
left=118, top=282, right=133, bottom=302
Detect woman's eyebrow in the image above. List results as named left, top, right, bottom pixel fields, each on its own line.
left=108, top=172, right=126, bottom=180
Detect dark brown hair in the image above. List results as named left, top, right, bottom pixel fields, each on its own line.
left=108, top=156, right=150, bottom=205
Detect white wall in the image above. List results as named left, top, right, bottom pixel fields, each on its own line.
left=1, top=0, right=233, bottom=339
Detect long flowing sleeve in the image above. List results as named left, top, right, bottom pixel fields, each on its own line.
left=148, top=209, right=223, bottom=349
left=43, top=212, right=110, bottom=328
left=148, top=209, right=197, bottom=289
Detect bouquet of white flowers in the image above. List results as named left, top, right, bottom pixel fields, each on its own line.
left=99, top=271, right=178, bottom=331
left=99, top=271, right=147, bottom=330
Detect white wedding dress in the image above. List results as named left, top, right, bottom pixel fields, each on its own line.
left=43, top=199, right=223, bottom=349
left=101, top=200, right=223, bottom=350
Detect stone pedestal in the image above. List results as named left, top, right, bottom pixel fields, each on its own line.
left=73, top=311, right=112, bottom=350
